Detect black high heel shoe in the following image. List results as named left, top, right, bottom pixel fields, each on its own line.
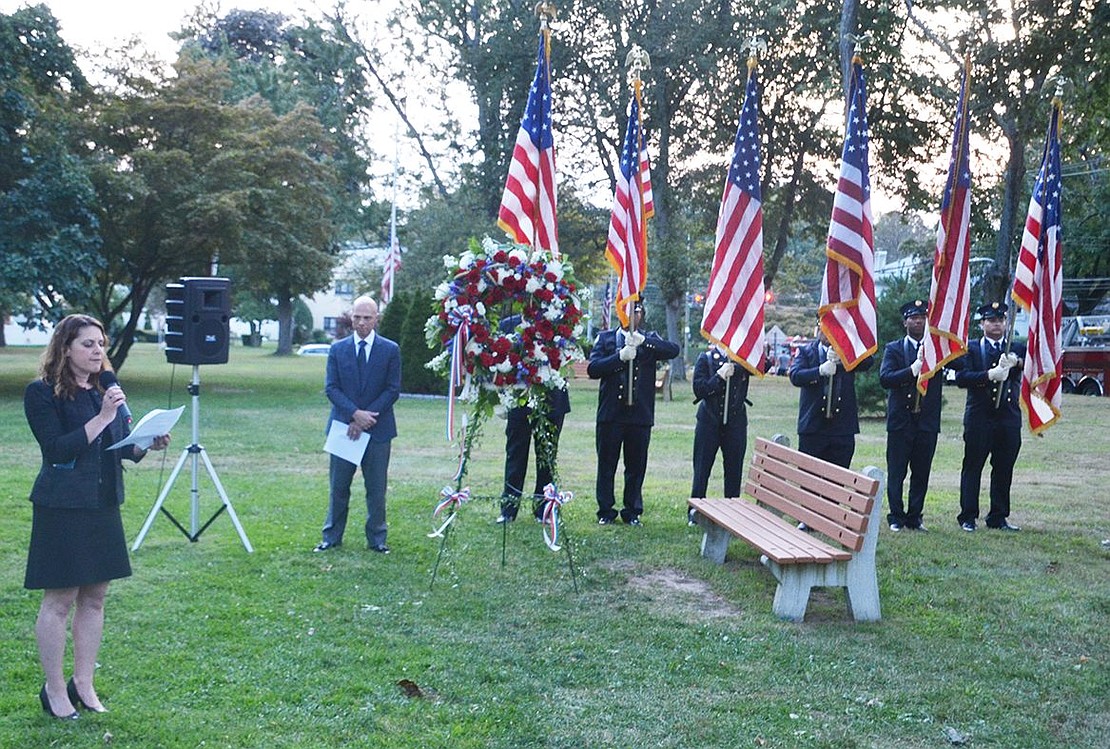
left=39, top=685, right=79, bottom=720
left=67, top=678, right=107, bottom=713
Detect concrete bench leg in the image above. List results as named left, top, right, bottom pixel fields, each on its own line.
left=770, top=565, right=813, bottom=622
left=845, top=561, right=881, bottom=622
left=699, top=524, right=731, bottom=564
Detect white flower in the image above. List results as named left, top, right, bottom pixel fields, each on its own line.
left=494, top=360, right=514, bottom=373
left=544, top=306, right=561, bottom=321
left=425, top=350, right=449, bottom=370
left=443, top=254, right=457, bottom=270
left=475, top=302, right=486, bottom=316
left=546, top=259, right=564, bottom=280
left=525, top=276, right=542, bottom=293
left=481, top=236, right=499, bottom=253
left=508, top=248, right=529, bottom=265
left=498, top=391, right=517, bottom=412
left=459, top=250, right=476, bottom=269
left=434, top=281, right=452, bottom=300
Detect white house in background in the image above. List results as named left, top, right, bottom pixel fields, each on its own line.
left=3, top=316, right=53, bottom=346
left=302, top=242, right=391, bottom=338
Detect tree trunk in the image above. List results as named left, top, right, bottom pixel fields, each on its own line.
left=988, top=122, right=1026, bottom=302
left=107, top=284, right=152, bottom=372
left=276, top=295, right=294, bottom=355
left=665, top=298, right=686, bottom=382
left=764, top=147, right=808, bottom=288
left=839, top=0, right=860, bottom=107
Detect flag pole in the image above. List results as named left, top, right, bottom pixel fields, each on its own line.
left=535, top=2, right=556, bottom=250
left=722, top=39, right=764, bottom=425
left=625, top=46, right=651, bottom=406
left=916, top=52, right=971, bottom=413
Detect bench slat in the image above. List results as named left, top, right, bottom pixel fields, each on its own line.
left=755, top=438, right=879, bottom=490
left=688, top=498, right=851, bottom=564
left=750, top=451, right=876, bottom=515
left=745, top=480, right=865, bottom=552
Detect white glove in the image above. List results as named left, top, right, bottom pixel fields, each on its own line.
left=619, top=345, right=637, bottom=362
left=627, top=331, right=645, bottom=347
left=826, top=347, right=840, bottom=364
left=987, top=365, right=1008, bottom=382
left=818, top=360, right=837, bottom=377
left=910, top=359, right=923, bottom=377
left=999, top=352, right=1019, bottom=369
left=717, top=361, right=735, bottom=380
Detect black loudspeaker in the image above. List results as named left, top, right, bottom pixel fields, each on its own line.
left=165, top=277, right=232, bottom=365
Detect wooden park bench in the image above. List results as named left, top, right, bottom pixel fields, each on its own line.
left=687, top=437, right=885, bottom=622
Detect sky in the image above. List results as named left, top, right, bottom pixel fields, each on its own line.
left=1, top=1, right=326, bottom=61
left=3, top=0, right=940, bottom=219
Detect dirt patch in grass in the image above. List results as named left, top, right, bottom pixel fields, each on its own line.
left=626, top=566, right=744, bottom=621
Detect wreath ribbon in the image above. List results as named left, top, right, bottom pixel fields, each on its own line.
left=429, top=485, right=471, bottom=538
left=446, top=305, right=476, bottom=441
left=539, top=482, right=573, bottom=551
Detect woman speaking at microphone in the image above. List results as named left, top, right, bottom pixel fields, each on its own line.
left=23, top=314, right=170, bottom=719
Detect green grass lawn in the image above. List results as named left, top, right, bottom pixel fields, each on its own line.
left=0, top=343, right=1106, bottom=748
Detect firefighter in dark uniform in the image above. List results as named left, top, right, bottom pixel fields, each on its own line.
left=953, top=301, right=1025, bottom=532
left=496, top=315, right=571, bottom=523
left=788, top=323, right=874, bottom=469
left=690, top=344, right=751, bottom=502
left=588, top=301, right=680, bottom=526
left=880, top=299, right=941, bottom=532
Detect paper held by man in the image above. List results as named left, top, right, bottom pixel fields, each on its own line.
left=107, top=406, right=185, bottom=451
left=323, top=419, right=370, bottom=465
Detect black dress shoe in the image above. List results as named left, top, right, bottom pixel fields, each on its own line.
left=313, top=541, right=340, bottom=552
left=989, top=522, right=1021, bottom=532
left=67, top=678, right=107, bottom=713
left=39, top=686, right=79, bottom=720
left=369, top=544, right=391, bottom=554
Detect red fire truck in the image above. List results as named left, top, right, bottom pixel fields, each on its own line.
left=1060, top=315, right=1110, bottom=397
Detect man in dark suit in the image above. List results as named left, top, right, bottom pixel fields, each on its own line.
left=497, top=315, right=571, bottom=523
left=953, top=301, right=1025, bottom=532
left=314, top=296, right=401, bottom=553
left=788, top=322, right=873, bottom=469
left=690, top=343, right=751, bottom=503
left=880, top=299, right=941, bottom=532
left=588, top=301, right=680, bottom=525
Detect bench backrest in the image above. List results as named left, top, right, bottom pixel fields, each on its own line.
left=744, top=437, right=881, bottom=552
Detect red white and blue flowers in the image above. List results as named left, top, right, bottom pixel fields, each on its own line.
left=426, top=237, right=585, bottom=416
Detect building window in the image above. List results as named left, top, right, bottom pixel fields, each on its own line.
left=335, top=280, right=354, bottom=296
left=324, top=317, right=338, bottom=334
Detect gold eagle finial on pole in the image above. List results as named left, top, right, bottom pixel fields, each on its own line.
left=626, top=45, right=651, bottom=85
left=534, top=2, right=557, bottom=29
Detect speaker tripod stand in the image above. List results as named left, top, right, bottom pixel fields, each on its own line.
left=132, top=366, right=253, bottom=552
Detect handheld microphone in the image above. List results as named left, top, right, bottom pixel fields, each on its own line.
left=99, top=371, right=132, bottom=423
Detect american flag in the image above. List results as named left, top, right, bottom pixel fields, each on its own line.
left=606, top=87, right=654, bottom=328
left=1012, top=97, right=1064, bottom=434
left=600, top=279, right=613, bottom=330
left=497, top=34, right=559, bottom=257
left=700, top=65, right=766, bottom=376
left=918, top=61, right=973, bottom=393
left=819, top=56, right=877, bottom=370
left=381, top=199, right=401, bottom=306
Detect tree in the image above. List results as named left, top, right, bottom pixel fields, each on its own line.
left=215, top=99, right=340, bottom=355
left=0, top=5, right=98, bottom=343
left=904, top=0, right=1109, bottom=304
left=76, top=51, right=342, bottom=366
